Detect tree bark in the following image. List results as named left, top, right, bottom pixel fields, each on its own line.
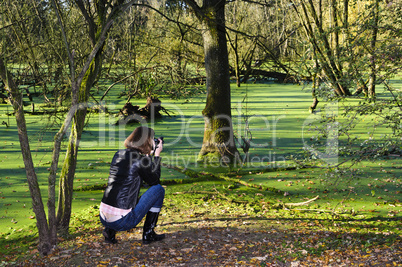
left=368, top=0, right=379, bottom=98
left=232, top=34, right=241, bottom=87
left=185, top=0, right=239, bottom=164
left=55, top=0, right=135, bottom=236
left=330, top=0, right=341, bottom=73
left=0, top=58, right=53, bottom=256
left=226, top=3, right=241, bottom=88
left=56, top=33, right=105, bottom=237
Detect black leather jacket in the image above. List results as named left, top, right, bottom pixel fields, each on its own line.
left=101, top=149, right=161, bottom=210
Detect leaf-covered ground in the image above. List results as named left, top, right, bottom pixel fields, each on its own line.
left=15, top=224, right=401, bottom=267
left=4, top=189, right=401, bottom=267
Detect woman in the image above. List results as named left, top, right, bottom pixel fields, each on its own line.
left=99, top=126, right=165, bottom=244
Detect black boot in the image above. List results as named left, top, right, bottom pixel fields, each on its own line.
left=142, top=211, right=165, bottom=244
left=103, top=227, right=117, bottom=244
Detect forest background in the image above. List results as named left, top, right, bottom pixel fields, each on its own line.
left=0, top=0, right=401, bottom=265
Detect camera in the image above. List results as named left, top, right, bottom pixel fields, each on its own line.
left=154, top=136, right=164, bottom=147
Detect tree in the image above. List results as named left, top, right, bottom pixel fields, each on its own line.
left=289, top=0, right=400, bottom=102
left=0, top=0, right=67, bottom=254
left=183, top=0, right=239, bottom=164
left=225, top=1, right=292, bottom=86
left=53, top=0, right=142, bottom=237
left=367, top=0, right=380, bottom=98
left=297, top=0, right=402, bottom=166
left=291, top=0, right=352, bottom=97
left=0, top=57, right=54, bottom=255
left=0, top=0, right=140, bottom=255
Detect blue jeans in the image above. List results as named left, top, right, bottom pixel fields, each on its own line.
left=100, top=184, right=165, bottom=231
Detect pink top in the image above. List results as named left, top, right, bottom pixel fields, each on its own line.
left=100, top=202, right=132, bottom=217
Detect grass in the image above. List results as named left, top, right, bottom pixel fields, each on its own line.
left=0, top=81, right=401, bottom=261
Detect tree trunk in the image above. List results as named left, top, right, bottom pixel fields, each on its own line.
left=310, top=58, right=320, bottom=113
left=330, top=0, right=341, bottom=73
left=368, top=0, right=379, bottom=98
left=54, top=0, right=131, bottom=236
left=188, top=0, right=239, bottom=164
left=294, top=0, right=351, bottom=96
left=0, top=58, right=53, bottom=256
left=47, top=106, right=78, bottom=248
left=310, top=95, right=319, bottom=113
left=228, top=33, right=242, bottom=87
left=56, top=54, right=103, bottom=236
left=234, top=35, right=241, bottom=87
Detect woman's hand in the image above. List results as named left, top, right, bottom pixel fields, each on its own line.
left=154, top=138, right=163, bottom=157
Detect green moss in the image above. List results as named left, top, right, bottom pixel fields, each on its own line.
left=197, top=150, right=221, bottom=164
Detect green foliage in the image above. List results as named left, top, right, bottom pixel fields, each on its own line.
left=303, top=83, right=402, bottom=167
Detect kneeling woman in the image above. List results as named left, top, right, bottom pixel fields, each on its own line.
left=99, top=126, right=165, bottom=244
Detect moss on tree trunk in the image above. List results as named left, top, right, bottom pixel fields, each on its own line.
left=196, top=0, right=239, bottom=164
left=56, top=51, right=103, bottom=236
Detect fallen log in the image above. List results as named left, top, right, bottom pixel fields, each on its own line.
left=115, top=97, right=171, bottom=125
left=235, top=69, right=303, bottom=83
